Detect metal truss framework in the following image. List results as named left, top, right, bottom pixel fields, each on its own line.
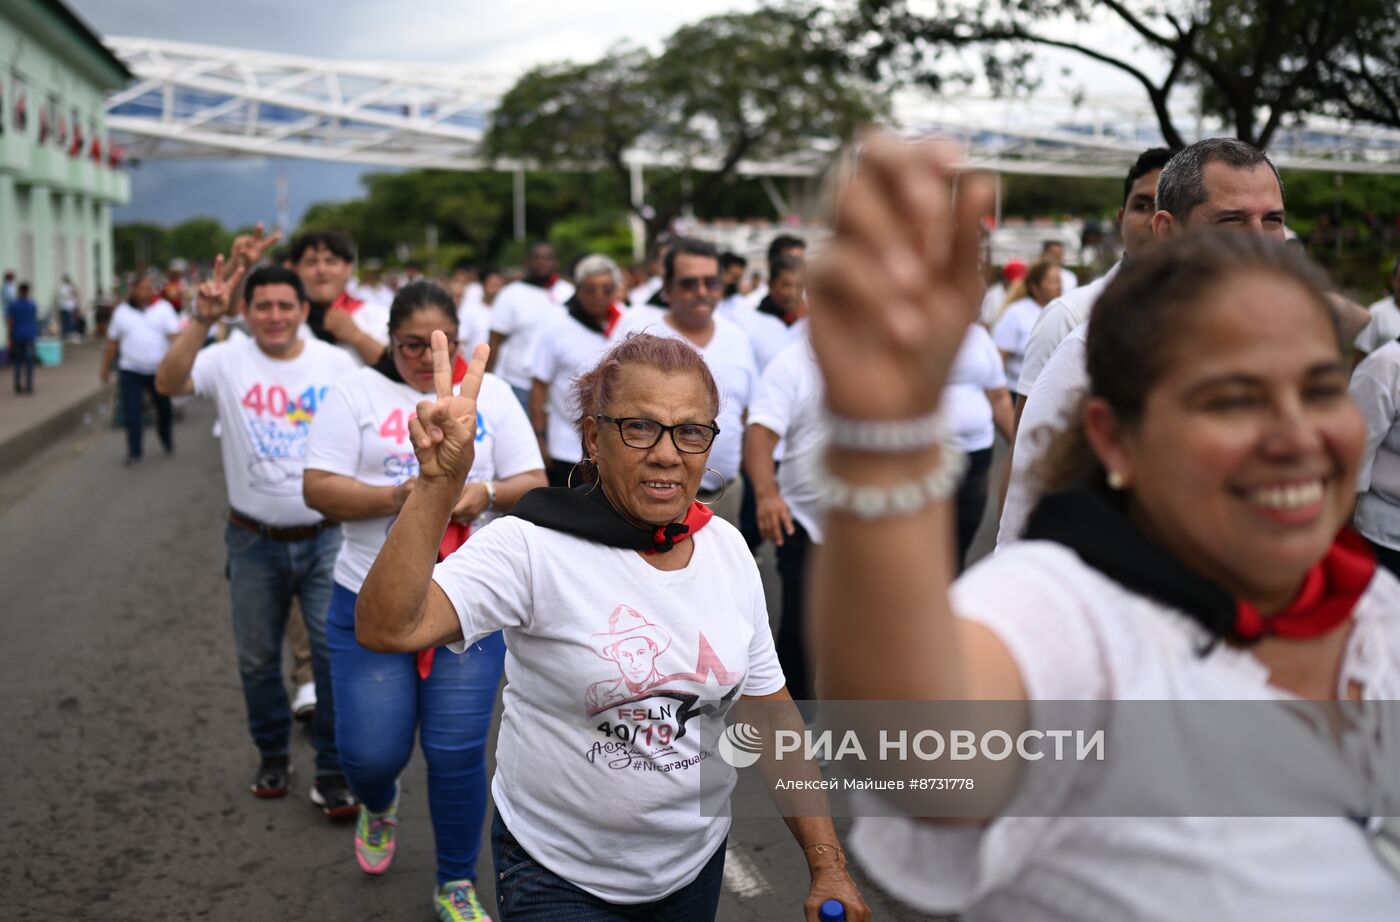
left=103, top=36, right=1400, bottom=180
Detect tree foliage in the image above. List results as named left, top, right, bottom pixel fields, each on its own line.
left=847, top=0, right=1400, bottom=149
left=486, top=4, right=884, bottom=244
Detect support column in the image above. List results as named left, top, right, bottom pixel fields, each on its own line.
left=512, top=167, right=526, bottom=243
left=0, top=174, right=12, bottom=350
left=629, top=158, right=646, bottom=263
left=30, top=183, right=55, bottom=326
left=97, top=201, right=113, bottom=299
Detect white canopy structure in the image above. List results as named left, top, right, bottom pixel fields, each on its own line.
left=103, top=36, right=1400, bottom=180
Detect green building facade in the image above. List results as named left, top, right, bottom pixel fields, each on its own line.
left=1, top=0, right=130, bottom=346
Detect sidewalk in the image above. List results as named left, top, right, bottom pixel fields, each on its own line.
left=0, top=340, right=112, bottom=476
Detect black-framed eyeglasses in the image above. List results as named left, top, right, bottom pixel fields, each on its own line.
left=673, top=276, right=724, bottom=294
left=393, top=337, right=458, bottom=359
left=596, top=415, right=720, bottom=453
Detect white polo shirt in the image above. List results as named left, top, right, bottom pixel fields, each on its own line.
left=1016, top=264, right=1117, bottom=399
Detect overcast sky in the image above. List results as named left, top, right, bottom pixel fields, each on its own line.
left=65, top=0, right=1145, bottom=229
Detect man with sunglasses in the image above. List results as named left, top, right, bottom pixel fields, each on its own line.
left=615, top=237, right=757, bottom=527
left=157, top=261, right=359, bottom=817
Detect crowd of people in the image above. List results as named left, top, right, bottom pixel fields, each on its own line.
left=63, top=131, right=1400, bottom=921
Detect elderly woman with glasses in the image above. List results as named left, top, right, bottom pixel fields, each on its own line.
left=356, top=331, right=869, bottom=921
left=530, top=253, right=629, bottom=488
left=302, top=280, right=546, bottom=921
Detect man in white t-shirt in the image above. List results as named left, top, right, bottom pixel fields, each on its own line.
left=1353, top=258, right=1400, bottom=359
left=615, top=237, right=758, bottom=528
left=998, top=138, right=1370, bottom=546
left=291, top=230, right=390, bottom=368
left=487, top=241, right=575, bottom=406
left=156, top=263, right=359, bottom=816
left=735, top=255, right=807, bottom=372
left=102, top=276, right=180, bottom=464
left=740, top=233, right=806, bottom=314
left=744, top=335, right=825, bottom=699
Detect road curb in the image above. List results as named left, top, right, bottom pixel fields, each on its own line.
left=0, top=384, right=113, bottom=478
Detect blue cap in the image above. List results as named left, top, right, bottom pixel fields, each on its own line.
left=818, top=898, right=846, bottom=921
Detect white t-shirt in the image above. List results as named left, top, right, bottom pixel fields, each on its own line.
left=978, top=282, right=1006, bottom=327
left=1016, top=264, right=1117, bottom=399
left=1058, top=265, right=1079, bottom=295
left=734, top=308, right=802, bottom=372
left=616, top=307, right=757, bottom=489
left=489, top=280, right=574, bottom=390
left=107, top=300, right=180, bottom=374
left=304, top=368, right=542, bottom=591
left=628, top=276, right=662, bottom=308
left=1351, top=341, right=1400, bottom=551
left=531, top=313, right=614, bottom=463
left=990, top=298, right=1043, bottom=393
left=850, top=541, right=1400, bottom=921
left=432, top=516, right=785, bottom=902
left=190, top=337, right=357, bottom=525
left=941, top=324, right=1007, bottom=454
left=1354, top=296, right=1400, bottom=355
left=997, top=324, right=1089, bottom=546
left=747, top=337, right=827, bottom=542
left=458, top=302, right=493, bottom=354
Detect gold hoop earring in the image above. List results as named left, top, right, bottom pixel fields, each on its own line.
left=567, top=458, right=600, bottom=495
left=696, top=468, right=728, bottom=506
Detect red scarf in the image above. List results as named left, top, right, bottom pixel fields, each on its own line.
left=644, top=502, right=713, bottom=556
left=604, top=302, right=624, bottom=339
left=1234, top=529, right=1376, bottom=642
left=333, top=291, right=363, bottom=314
left=418, top=354, right=474, bottom=680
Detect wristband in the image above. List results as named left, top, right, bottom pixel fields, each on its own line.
left=817, top=440, right=966, bottom=519
left=825, top=409, right=947, bottom=453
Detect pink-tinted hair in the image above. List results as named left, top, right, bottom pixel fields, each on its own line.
left=571, top=332, right=721, bottom=454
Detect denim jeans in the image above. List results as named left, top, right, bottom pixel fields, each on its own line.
left=11, top=339, right=34, bottom=392
left=224, top=522, right=342, bottom=775
left=327, top=583, right=505, bottom=885
left=118, top=369, right=173, bottom=460
left=491, top=811, right=726, bottom=921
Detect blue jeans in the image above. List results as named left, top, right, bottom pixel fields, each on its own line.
left=224, top=522, right=342, bottom=775
left=491, top=811, right=726, bottom=921
left=327, top=583, right=504, bottom=885
left=11, top=339, right=34, bottom=392
left=119, top=370, right=173, bottom=459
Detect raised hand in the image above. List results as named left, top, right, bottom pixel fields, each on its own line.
left=229, top=222, right=283, bottom=274
left=196, top=255, right=245, bottom=323
left=808, top=134, right=994, bottom=421
left=408, top=332, right=488, bottom=485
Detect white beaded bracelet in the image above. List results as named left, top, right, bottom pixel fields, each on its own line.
left=826, top=410, right=947, bottom=453
left=817, top=441, right=968, bottom=519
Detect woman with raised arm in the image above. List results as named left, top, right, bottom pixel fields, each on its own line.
left=810, top=137, right=1400, bottom=919
left=356, top=331, right=868, bottom=921
left=302, top=281, right=545, bottom=921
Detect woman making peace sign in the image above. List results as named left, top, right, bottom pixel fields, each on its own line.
left=302, top=281, right=545, bottom=921
left=357, top=331, right=868, bottom=921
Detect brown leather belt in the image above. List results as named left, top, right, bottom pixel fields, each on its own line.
left=228, top=509, right=338, bottom=542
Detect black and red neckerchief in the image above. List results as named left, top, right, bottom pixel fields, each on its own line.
left=509, top=482, right=712, bottom=555
left=756, top=293, right=801, bottom=327
left=523, top=273, right=560, bottom=290
left=1022, top=486, right=1375, bottom=650
left=566, top=295, right=625, bottom=340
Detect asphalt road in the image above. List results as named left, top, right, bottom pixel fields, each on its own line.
left=0, top=399, right=947, bottom=921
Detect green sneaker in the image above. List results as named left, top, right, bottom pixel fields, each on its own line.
left=434, top=879, right=491, bottom=922
left=353, top=795, right=398, bottom=875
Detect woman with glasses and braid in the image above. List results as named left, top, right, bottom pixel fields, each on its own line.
left=301, top=280, right=546, bottom=921
left=356, top=330, right=869, bottom=921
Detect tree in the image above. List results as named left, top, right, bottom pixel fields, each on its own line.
left=847, top=0, right=1400, bottom=150
left=169, top=217, right=232, bottom=264
left=486, top=4, right=884, bottom=245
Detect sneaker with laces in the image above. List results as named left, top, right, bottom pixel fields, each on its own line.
left=311, top=773, right=359, bottom=819
left=251, top=756, right=291, bottom=798
left=434, top=879, right=492, bottom=922
left=354, top=794, right=399, bottom=875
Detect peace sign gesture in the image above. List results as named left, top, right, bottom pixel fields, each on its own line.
left=409, top=331, right=488, bottom=484
left=229, top=222, right=283, bottom=273
left=196, top=254, right=245, bottom=324
left=808, top=135, right=994, bottom=420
